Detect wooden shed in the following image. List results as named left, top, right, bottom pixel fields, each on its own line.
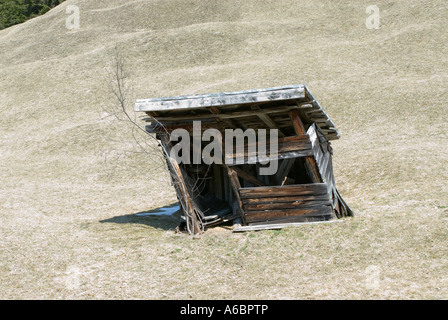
left=135, top=85, right=353, bottom=234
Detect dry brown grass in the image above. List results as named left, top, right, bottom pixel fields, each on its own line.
left=1, top=0, right=447, bottom=299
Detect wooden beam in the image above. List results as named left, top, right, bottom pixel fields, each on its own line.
left=242, top=193, right=331, bottom=205
left=289, top=109, right=307, bottom=133
left=244, top=200, right=332, bottom=211
left=232, top=166, right=267, bottom=187
left=225, top=165, right=247, bottom=224
left=143, top=103, right=313, bottom=122
left=160, top=135, right=201, bottom=234
left=251, top=105, right=286, bottom=137
left=289, top=109, right=322, bottom=183
left=245, top=205, right=333, bottom=223
left=248, top=214, right=332, bottom=226
left=239, top=183, right=328, bottom=198
left=226, top=134, right=313, bottom=165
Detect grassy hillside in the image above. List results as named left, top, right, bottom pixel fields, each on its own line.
left=0, top=0, right=447, bottom=299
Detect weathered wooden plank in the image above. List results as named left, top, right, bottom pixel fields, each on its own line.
left=244, top=200, right=332, bottom=211
left=323, top=157, right=335, bottom=186
left=233, top=219, right=343, bottom=232
left=247, top=213, right=334, bottom=226
left=312, top=116, right=333, bottom=122
left=319, top=152, right=331, bottom=181
left=324, top=133, right=340, bottom=141
left=307, top=123, right=318, bottom=143
left=239, top=135, right=310, bottom=152
left=308, top=123, right=333, bottom=186
left=242, top=193, right=331, bottom=205
left=159, top=135, right=201, bottom=234
left=239, top=183, right=328, bottom=199
left=312, top=140, right=323, bottom=166
left=297, top=104, right=319, bottom=110
left=226, top=149, right=314, bottom=166
left=308, top=123, right=323, bottom=163
left=225, top=134, right=313, bottom=165
left=245, top=205, right=333, bottom=223
left=232, top=134, right=311, bottom=151
left=135, top=85, right=306, bottom=112
left=321, top=128, right=338, bottom=133
left=143, top=103, right=313, bottom=122
left=334, top=187, right=354, bottom=217
left=229, top=142, right=312, bottom=160
left=315, top=120, right=335, bottom=126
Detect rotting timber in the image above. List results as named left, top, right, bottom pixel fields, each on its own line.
left=134, top=85, right=353, bottom=234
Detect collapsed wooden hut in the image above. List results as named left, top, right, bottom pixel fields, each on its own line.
left=135, top=84, right=353, bottom=234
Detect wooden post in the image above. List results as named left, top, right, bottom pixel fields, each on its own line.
left=170, top=159, right=201, bottom=234
left=226, top=165, right=247, bottom=225
left=160, top=134, right=202, bottom=234
left=289, top=109, right=322, bottom=183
